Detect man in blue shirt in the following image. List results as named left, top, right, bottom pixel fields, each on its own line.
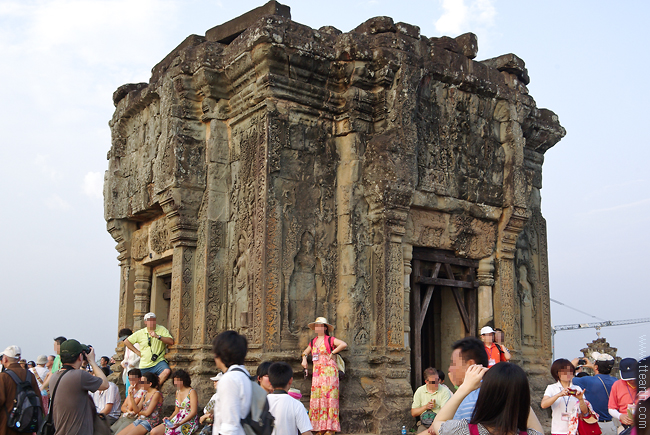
left=447, top=337, right=489, bottom=420
left=573, top=352, right=617, bottom=435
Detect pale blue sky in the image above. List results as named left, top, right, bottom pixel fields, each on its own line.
left=1, top=0, right=648, bottom=366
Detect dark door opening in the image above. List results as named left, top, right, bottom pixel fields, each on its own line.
left=410, top=248, right=479, bottom=388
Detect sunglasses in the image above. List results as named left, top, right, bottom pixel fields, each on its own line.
left=426, top=379, right=438, bottom=384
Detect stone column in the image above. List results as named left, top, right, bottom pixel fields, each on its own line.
left=133, top=264, right=152, bottom=330
left=107, top=219, right=137, bottom=331
left=477, top=254, right=495, bottom=329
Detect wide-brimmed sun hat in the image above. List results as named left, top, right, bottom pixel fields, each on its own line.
left=308, top=317, right=334, bottom=332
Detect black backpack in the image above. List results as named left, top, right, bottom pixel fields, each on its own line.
left=230, top=367, right=274, bottom=435
left=3, top=369, right=43, bottom=433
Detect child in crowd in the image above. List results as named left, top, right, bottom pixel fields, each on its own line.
left=267, top=362, right=313, bottom=435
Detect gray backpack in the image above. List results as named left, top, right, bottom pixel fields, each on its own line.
left=230, top=368, right=275, bottom=435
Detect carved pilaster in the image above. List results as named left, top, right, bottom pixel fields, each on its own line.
left=402, top=244, right=413, bottom=349
left=367, top=193, right=410, bottom=350
left=160, top=191, right=200, bottom=348
left=495, top=206, right=528, bottom=356
left=265, top=196, right=281, bottom=350
left=386, top=208, right=408, bottom=349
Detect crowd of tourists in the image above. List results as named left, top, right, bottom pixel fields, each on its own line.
left=413, top=325, right=648, bottom=435
left=0, top=313, right=346, bottom=435
left=1, top=314, right=648, bottom=435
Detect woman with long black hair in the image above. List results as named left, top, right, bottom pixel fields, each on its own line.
left=432, top=362, right=543, bottom=435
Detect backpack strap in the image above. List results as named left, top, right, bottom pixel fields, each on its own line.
left=44, top=368, right=73, bottom=423
left=31, top=369, right=45, bottom=386
left=468, top=423, right=480, bottom=435
left=3, top=368, right=29, bottom=387
left=596, top=375, right=611, bottom=399
left=327, top=336, right=336, bottom=354
left=3, top=369, right=35, bottom=403
left=230, top=366, right=255, bottom=381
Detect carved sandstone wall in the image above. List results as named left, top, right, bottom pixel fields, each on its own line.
left=104, top=2, right=565, bottom=432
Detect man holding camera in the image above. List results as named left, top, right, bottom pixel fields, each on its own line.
left=123, top=312, right=174, bottom=387
left=48, top=339, right=108, bottom=435
left=572, top=352, right=617, bottom=435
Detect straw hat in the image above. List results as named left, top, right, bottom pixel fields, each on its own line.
left=308, top=317, right=334, bottom=332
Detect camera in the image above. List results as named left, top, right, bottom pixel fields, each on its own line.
left=81, top=344, right=92, bottom=361
left=578, top=358, right=587, bottom=366
left=151, top=353, right=159, bottom=362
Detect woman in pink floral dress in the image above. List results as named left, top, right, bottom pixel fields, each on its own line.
left=301, top=317, right=348, bottom=435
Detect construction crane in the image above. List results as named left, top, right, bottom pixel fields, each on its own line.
left=552, top=317, right=650, bottom=359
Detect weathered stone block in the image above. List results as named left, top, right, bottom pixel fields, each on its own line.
left=454, top=32, right=478, bottom=59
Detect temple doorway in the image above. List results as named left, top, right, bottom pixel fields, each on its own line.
left=410, top=248, right=479, bottom=388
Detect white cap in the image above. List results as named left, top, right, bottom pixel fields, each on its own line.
left=2, top=345, right=21, bottom=358
left=144, top=312, right=156, bottom=320
left=591, top=351, right=614, bottom=362
left=480, top=326, right=495, bottom=335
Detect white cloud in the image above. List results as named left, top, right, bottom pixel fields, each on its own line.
left=45, top=194, right=71, bottom=211
left=34, top=154, right=63, bottom=181
left=584, top=198, right=650, bottom=215
left=473, top=0, right=496, bottom=26
left=434, top=0, right=495, bottom=36
left=83, top=171, right=105, bottom=199
left=435, top=0, right=468, bottom=34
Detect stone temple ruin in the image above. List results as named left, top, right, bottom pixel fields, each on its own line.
left=104, top=1, right=565, bottom=432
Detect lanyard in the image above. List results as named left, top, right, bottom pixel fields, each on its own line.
left=625, top=383, right=637, bottom=403
left=562, top=395, right=570, bottom=413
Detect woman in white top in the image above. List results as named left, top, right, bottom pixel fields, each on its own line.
left=541, top=358, right=590, bottom=435
left=120, top=328, right=141, bottom=394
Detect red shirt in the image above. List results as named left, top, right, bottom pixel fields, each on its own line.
left=608, top=379, right=637, bottom=413
left=484, top=343, right=507, bottom=367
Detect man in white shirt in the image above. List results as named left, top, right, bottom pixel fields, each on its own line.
left=267, top=362, right=312, bottom=435
left=91, top=367, right=122, bottom=424
left=212, top=331, right=252, bottom=435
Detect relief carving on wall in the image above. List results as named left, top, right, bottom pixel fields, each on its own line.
left=151, top=219, right=171, bottom=254
left=288, top=231, right=317, bottom=332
